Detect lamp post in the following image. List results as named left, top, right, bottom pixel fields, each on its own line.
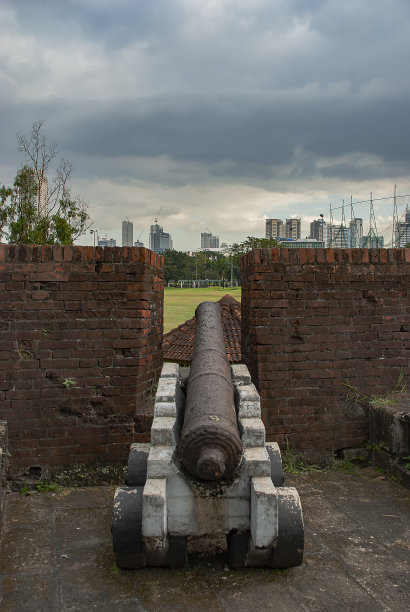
left=90, top=229, right=99, bottom=247
left=319, top=214, right=324, bottom=247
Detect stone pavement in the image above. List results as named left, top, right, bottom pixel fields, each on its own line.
left=0, top=467, right=409, bottom=612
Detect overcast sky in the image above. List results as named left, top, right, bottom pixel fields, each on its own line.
left=1, top=0, right=410, bottom=249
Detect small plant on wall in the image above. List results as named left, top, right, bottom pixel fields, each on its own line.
left=62, top=377, right=76, bottom=388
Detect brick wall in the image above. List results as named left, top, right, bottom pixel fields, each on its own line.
left=241, top=248, right=410, bottom=459
left=0, top=245, right=163, bottom=473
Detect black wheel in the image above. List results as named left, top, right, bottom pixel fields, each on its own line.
left=266, top=442, right=285, bottom=487
left=271, top=488, right=304, bottom=569
left=167, top=535, right=188, bottom=568
left=112, top=486, right=146, bottom=568
left=125, top=444, right=149, bottom=486
left=227, top=531, right=250, bottom=569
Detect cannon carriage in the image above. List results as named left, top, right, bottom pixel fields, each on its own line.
left=112, top=301, right=304, bottom=569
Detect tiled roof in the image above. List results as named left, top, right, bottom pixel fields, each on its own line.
left=163, top=294, right=242, bottom=364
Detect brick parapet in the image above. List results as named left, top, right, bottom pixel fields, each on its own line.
left=241, top=248, right=410, bottom=454
left=0, top=245, right=164, bottom=473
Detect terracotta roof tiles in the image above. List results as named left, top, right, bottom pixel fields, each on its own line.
left=163, top=294, right=241, bottom=364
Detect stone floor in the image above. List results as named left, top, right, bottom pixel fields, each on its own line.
left=0, top=466, right=409, bottom=611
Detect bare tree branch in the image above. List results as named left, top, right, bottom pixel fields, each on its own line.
left=1, top=121, right=91, bottom=244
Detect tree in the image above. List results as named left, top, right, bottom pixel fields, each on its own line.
left=231, top=236, right=282, bottom=256
left=163, top=249, right=192, bottom=283
left=0, top=121, right=90, bottom=244
left=215, top=254, right=230, bottom=288
left=230, top=236, right=282, bottom=284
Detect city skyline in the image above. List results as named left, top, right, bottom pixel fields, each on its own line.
left=1, top=1, right=410, bottom=251
left=89, top=204, right=410, bottom=253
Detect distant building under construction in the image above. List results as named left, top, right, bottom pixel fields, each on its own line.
left=395, top=206, right=410, bottom=247
left=150, top=224, right=173, bottom=253
left=201, top=232, right=219, bottom=249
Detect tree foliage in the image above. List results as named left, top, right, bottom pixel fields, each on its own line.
left=0, top=121, right=90, bottom=244
left=162, top=237, right=281, bottom=285
left=230, top=236, right=282, bottom=282
left=163, top=249, right=233, bottom=285
left=230, top=236, right=282, bottom=256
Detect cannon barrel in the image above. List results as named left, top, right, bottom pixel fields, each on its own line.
left=178, top=301, right=242, bottom=481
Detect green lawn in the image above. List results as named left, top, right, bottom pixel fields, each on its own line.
left=164, top=286, right=242, bottom=333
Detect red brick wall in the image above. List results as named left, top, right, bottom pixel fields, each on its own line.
left=0, top=244, right=163, bottom=473
left=241, top=248, right=410, bottom=456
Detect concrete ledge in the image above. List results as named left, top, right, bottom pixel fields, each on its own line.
left=369, top=399, right=410, bottom=457
left=155, top=377, right=180, bottom=403
left=160, top=362, right=179, bottom=378
left=231, top=364, right=252, bottom=384
left=368, top=395, right=410, bottom=487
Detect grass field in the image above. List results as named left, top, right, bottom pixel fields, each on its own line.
left=163, top=286, right=241, bottom=333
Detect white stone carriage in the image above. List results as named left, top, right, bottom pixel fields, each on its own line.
left=112, top=362, right=304, bottom=569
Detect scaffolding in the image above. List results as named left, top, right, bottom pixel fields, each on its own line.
left=327, top=188, right=410, bottom=248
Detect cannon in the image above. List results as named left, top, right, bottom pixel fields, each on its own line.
left=179, top=301, right=242, bottom=481
left=112, top=301, right=304, bottom=569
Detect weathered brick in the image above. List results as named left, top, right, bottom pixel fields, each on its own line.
left=1, top=245, right=163, bottom=473
left=242, top=247, right=410, bottom=453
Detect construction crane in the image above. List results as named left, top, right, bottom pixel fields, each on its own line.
left=154, top=206, right=162, bottom=225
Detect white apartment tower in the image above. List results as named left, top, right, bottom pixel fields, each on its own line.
left=266, top=219, right=284, bottom=240
left=19, top=170, right=48, bottom=217
left=349, top=218, right=363, bottom=248
left=122, top=220, right=133, bottom=246
left=285, top=218, right=301, bottom=240
left=37, top=176, right=48, bottom=217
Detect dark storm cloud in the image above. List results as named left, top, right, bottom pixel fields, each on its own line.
left=56, top=90, right=410, bottom=183
left=6, top=0, right=182, bottom=49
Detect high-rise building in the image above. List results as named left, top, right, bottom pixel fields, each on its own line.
left=266, top=219, right=284, bottom=240
left=122, top=220, right=133, bottom=246
left=349, top=218, right=363, bottom=248
left=149, top=224, right=162, bottom=253
left=201, top=232, right=219, bottom=249
left=37, top=175, right=48, bottom=217
left=17, top=169, right=48, bottom=217
left=285, top=218, right=301, bottom=240
left=395, top=206, right=410, bottom=247
left=150, top=224, right=173, bottom=253
left=309, top=219, right=326, bottom=244
left=328, top=224, right=348, bottom=248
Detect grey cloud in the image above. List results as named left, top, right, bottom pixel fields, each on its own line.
left=2, top=87, right=410, bottom=191
left=5, top=0, right=410, bottom=94
left=7, top=0, right=182, bottom=50
left=58, top=91, right=410, bottom=175
left=320, top=160, right=410, bottom=182
left=1, top=0, right=410, bottom=241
